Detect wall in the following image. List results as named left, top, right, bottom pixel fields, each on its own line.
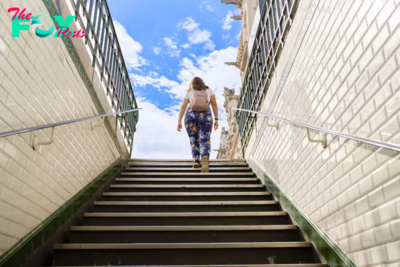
left=0, top=0, right=122, bottom=256
left=246, top=0, right=400, bottom=266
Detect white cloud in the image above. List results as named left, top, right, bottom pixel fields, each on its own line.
left=153, top=46, right=161, bottom=55
left=222, top=11, right=234, bottom=31
left=149, top=71, right=159, bottom=77
left=203, top=40, right=216, bottom=51
left=113, top=20, right=148, bottom=69
left=163, top=37, right=181, bottom=58
left=130, top=73, right=179, bottom=90
left=131, top=98, right=194, bottom=159
left=236, top=31, right=241, bottom=40
left=180, top=17, right=214, bottom=49
left=188, top=28, right=212, bottom=44
left=179, top=17, right=200, bottom=32
left=222, top=34, right=229, bottom=39
left=164, top=37, right=178, bottom=49
left=181, top=43, right=191, bottom=49
left=205, top=5, right=215, bottom=12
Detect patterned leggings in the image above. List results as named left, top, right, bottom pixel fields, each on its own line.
left=184, top=108, right=213, bottom=160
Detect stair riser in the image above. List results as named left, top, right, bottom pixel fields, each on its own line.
left=126, top=169, right=252, bottom=173
left=82, top=216, right=292, bottom=226
left=128, top=164, right=249, bottom=168
left=108, top=188, right=266, bottom=192
left=114, top=180, right=261, bottom=185
left=53, top=247, right=320, bottom=265
left=101, top=195, right=273, bottom=201
left=121, top=174, right=256, bottom=178
left=91, top=204, right=282, bottom=212
left=70, top=230, right=304, bottom=243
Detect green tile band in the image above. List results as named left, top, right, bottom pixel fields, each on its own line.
left=0, top=159, right=123, bottom=267
left=41, top=0, right=133, bottom=157
left=248, top=158, right=357, bottom=267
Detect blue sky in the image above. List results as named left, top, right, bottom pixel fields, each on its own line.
left=108, top=0, right=243, bottom=159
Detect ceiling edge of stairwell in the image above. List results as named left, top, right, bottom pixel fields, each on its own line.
left=247, top=158, right=357, bottom=267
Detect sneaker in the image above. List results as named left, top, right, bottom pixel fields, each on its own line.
left=193, top=159, right=201, bottom=169
left=201, top=156, right=209, bottom=173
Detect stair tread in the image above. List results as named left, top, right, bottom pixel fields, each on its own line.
left=94, top=201, right=277, bottom=206
left=122, top=172, right=254, bottom=176
left=51, top=265, right=328, bottom=267
left=84, top=211, right=287, bottom=217
left=70, top=225, right=298, bottom=231
left=110, top=184, right=264, bottom=188
left=103, top=192, right=270, bottom=196
left=126, top=167, right=252, bottom=171
left=116, top=178, right=259, bottom=181
left=130, top=159, right=246, bottom=163
left=54, top=242, right=311, bottom=249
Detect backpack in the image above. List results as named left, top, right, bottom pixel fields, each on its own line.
left=190, top=90, right=210, bottom=111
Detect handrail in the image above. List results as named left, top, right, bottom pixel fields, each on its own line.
left=0, top=108, right=142, bottom=139
left=233, top=108, right=400, bottom=153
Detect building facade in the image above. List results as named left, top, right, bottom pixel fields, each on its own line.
left=218, top=0, right=259, bottom=159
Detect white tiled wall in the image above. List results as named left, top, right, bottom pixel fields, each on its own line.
left=0, top=0, right=120, bottom=256
left=248, top=0, right=400, bottom=266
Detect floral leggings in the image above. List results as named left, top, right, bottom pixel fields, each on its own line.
left=184, top=108, right=213, bottom=160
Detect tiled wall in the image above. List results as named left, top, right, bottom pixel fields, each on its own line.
left=247, top=0, right=400, bottom=266
left=0, top=0, right=120, bottom=256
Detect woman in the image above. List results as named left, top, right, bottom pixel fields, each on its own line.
left=177, top=77, right=219, bottom=172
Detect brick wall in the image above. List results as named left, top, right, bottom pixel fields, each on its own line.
left=0, top=0, right=120, bottom=256
left=247, top=0, right=400, bottom=266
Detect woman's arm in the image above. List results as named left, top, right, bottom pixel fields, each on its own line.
left=177, top=98, right=189, bottom=132
left=210, top=95, right=219, bottom=130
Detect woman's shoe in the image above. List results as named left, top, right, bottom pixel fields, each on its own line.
left=201, top=156, right=209, bottom=173
left=193, top=159, right=201, bottom=169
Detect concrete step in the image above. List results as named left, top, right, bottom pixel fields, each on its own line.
left=108, top=184, right=266, bottom=193
left=129, top=162, right=249, bottom=168
left=91, top=200, right=281, bottom=212
left=121, top=172, right=256, bottom=178
left=114, top=178, right=261, bottom=184
left=82, top=211, right=291, bottom=226
left=69, top=225, right=303, bottom=243
left=126, top=167, right=253, bottom=172
left=52, top=265, right=328, bottom=267
left=101, top=191, right=273, bottom=201
left=53, top=242, right=320, bottom=266
left=129, top=159, right=247, bottom=163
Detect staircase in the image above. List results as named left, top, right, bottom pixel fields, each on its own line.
left=51, top=159, right=328, bottom=267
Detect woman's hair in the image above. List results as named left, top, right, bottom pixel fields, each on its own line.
left=187, top=77, right=209, bottom=92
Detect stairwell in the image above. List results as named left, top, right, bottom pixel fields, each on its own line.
left=50, top=159, right=328, bottom=266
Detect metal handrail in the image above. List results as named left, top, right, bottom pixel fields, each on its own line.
left=233, top=108, right=400, bottom=153
left=0, top=108, right=142, bottom=139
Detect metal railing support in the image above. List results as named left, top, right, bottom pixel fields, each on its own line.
left=32, top=127, right=56, bottom=151
left=307, top=128, right=327, bottom=149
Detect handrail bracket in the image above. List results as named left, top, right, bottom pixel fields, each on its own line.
left=32, top=127, right=56, bottom=151
left=307, top=128, right=327, bottom=149
left=267, top=122, right=279, bottom=130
